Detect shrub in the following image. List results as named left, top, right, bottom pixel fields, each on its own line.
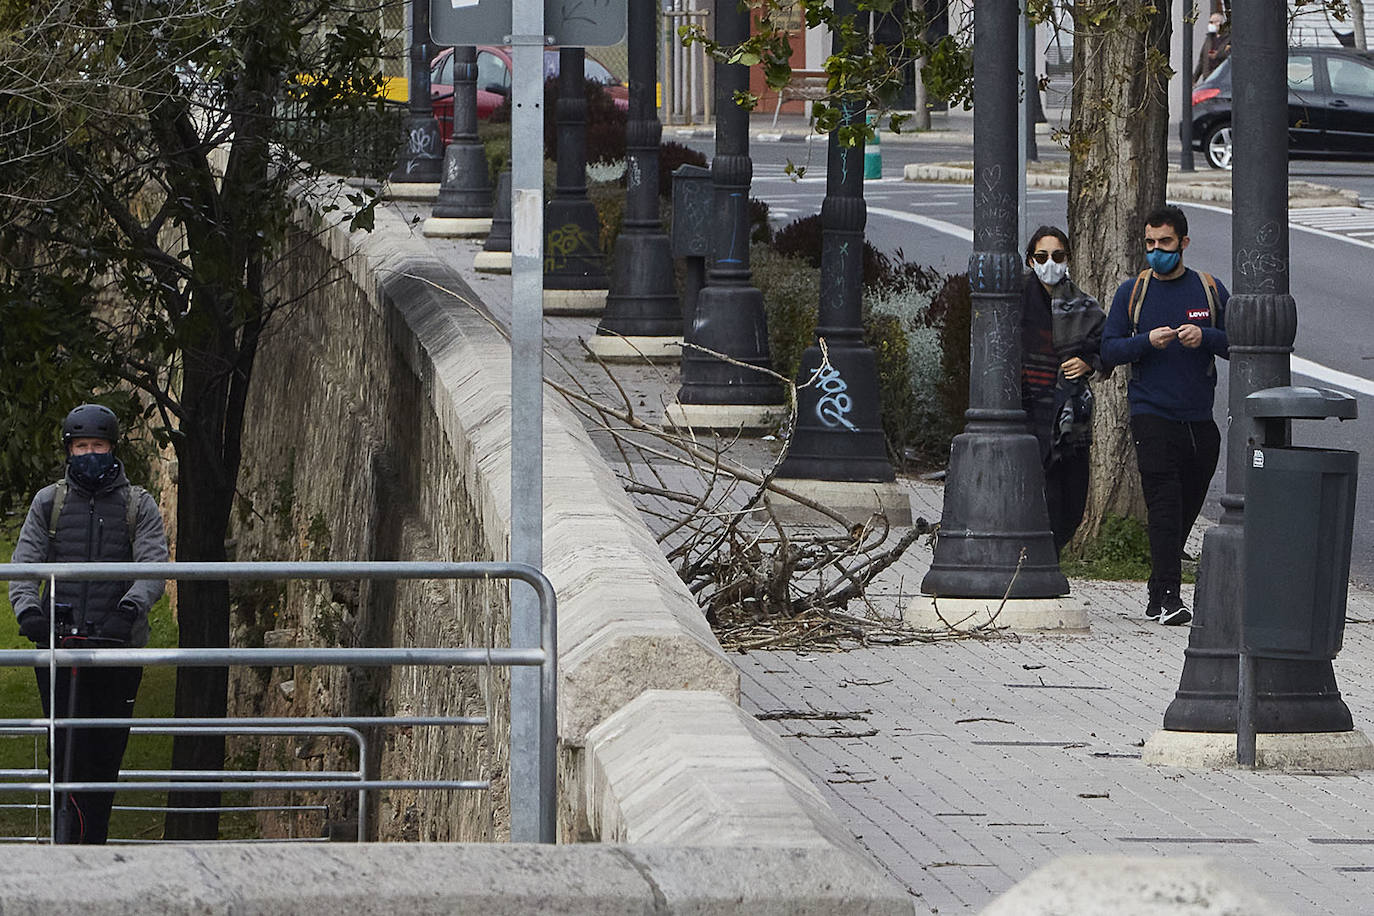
left=752, top=242, right=819, bottom=384
left=1059, top=514, right=1156, bottom=581
left=770, top=214, right=893, bottom=287
left=658, top=142, right=708, bottom=198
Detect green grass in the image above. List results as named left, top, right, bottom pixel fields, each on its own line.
left=0, top=523, right=258, bottom=842
left=1060, top=513, right=1197, bottom=584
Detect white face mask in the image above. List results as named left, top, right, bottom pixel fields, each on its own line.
left=1033, top=259, right=1069, bottom=286
left=1207, top=23, right=1219, bottom=33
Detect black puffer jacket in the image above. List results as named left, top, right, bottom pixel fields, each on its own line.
left=8, top=464, right=168, bottom=647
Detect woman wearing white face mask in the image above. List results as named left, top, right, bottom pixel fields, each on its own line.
left=1020, top=226, right=1105, bottom=554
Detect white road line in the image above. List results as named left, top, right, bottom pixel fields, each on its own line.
left=1183, top=200, right=1374, bottom=252
left=1292, top=357, right=1374, bottom=399
left=867, top=206, right=974, bottom=241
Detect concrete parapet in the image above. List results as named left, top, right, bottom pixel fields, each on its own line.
left=342, top=205, right=741, bottom=747
left=584, top=690, right=867, bottom=855
left=0, top=842, right=914, bottom=915
left=981, top=854, right=1291, bottom=915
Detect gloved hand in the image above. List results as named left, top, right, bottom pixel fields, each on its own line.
left=17, top=609, right=50, bottom=647
left=98, top=602, right=138, bottom=644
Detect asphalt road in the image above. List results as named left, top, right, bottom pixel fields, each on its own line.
left=696, top=138, right=1374, bottom=584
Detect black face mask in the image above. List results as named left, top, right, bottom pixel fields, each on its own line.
left=68, top=452, right=118, bottom=489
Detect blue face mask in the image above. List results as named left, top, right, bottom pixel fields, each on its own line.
left=1146, top=248, right=1182, bottom=275
left=68, top=452, right=117, bottom=489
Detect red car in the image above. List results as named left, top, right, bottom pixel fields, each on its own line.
left=430, top=46, right=628, bottom=143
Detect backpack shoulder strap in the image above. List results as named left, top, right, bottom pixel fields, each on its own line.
left=1200, top=272, right=1219, bottom=326
left=126, top=485, right=146, bottom=543
left=47, top=479, right=67, bottom=540
left=1128, top=268, right=1152, bottom=336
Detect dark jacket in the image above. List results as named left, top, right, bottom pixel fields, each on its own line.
left=1022, top=275, right=1105, bottom=465
left=8, top=464, right=168, bottom=647
left=1100, top=267, right=1230, bottom=423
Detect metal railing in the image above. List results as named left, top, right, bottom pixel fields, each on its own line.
left=0, top=561, right=556, bottom=844
left=661, top=3, right=711, bottom=125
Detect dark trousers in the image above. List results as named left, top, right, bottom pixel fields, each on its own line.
left=1130, top=413, right=1221, bottom=598
left=1046, top=449, right=1091, bottom=555
left=34, top=664, right=142, bottom=844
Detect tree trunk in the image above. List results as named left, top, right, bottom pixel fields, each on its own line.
left=1066, top=0, right=1172, bottom=548
left=1353, top=0, right=1368, bottom=51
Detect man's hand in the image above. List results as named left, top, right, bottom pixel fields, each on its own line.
left=1176, top=323, right=1204, bottom=348
left=1061, top=357, right=1092, bottom=380
left=98, top=603, right=137, bottom=644
left=1148, top=326, right=1179, bottom=349
left=17, top=609, right=50, bottom=647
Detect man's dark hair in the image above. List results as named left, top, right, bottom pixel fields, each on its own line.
left=1145, top=205, right=1188, bottom=239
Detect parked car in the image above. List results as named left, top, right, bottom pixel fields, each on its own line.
left=1188, top=46, right=1374, bottom=169
left=429, top=46, right=628, bottom=143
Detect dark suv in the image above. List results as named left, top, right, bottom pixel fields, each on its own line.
left=1188, top=46, right=1374, bottom=169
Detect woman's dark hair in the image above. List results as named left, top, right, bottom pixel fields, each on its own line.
left=1025, top=225, right=1071, bottom=266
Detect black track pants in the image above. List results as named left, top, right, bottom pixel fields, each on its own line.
left=1130, top=413, right=1221, bottom=598
left=35, top=664, right=142, bottom=844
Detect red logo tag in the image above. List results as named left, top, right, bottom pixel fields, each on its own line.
left=1186, top=308, right=1210, bottom=322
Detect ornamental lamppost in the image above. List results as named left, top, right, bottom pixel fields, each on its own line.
left=389, top=0, right=443, bottom=188
left=906, top=0, right=1075, bottom=632
left=425, top=46, right=494, bottom=237
left=665, top=0, right=784, bottom=430
left=1147, top=0, right=1367, bottom=767
left=544, top=47, right=610, bottom=315
left=587, top=0, right=680, bottom=361
left=773, top=0, right=905, bottom=524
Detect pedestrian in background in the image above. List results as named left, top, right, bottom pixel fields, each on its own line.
left=1021, top=226, right=1105, bottom=556
left=1194, top=11, right=1232, bottom=83
left=8, top=404, right=168, bottom=843
left=1101, top=206, right=1229, bottom=626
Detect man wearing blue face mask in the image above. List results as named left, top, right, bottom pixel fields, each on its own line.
left=1101, top=205, right=1229, bottom=627
left=8, top=403, right=168, bottom=843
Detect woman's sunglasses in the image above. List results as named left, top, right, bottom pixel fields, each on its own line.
left=1031, top=250, right=1069, bottom=264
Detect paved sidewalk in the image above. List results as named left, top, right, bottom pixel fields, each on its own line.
left=400, top=204, right=1374, bottom=915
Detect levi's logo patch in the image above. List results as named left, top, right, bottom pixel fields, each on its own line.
left=1186, top=308, right=1210, bottom=322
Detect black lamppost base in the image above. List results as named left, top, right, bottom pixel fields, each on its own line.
left=431, top=142, right=493, bottom=220
left=1162, top=511, right=1355, bottom=734
left=677, top=285, right=784, bottom=406
left=776, top=342, right=893, bottom=482
left=544, top=198, right=608, bottom=290
left=389, top=116, right=444, bottom=186
left=920, top=411, right=1068, bottom=598
left=599, top=233, right=680, bottom=337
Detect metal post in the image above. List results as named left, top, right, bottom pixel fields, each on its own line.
left=1017, top=6, right=1028, bottom=251
left=920, top=0, right=1067, bottom=600
left=1181, top=1, right=1196, bottom=171
left=508, top=0, right=547, bottom=841
left=674, top=0, right=784, bottom=411
left=776, top=0, right=893, bottom=483
left=474, top=170, right=513, bottom=273
left=596, top=0, right=681, bottom=341
left=389, top=0, right=444, bottom=185
left=1163, top=0, right=1352, bottom=737
left=543, top=47, right=610, bottom=298
left=1023, top=5, right=1039, bottom=163
left=431, top=46, right=495, bottom=225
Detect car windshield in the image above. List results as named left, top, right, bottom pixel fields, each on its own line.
left=541, top=51, right=619, bottom=85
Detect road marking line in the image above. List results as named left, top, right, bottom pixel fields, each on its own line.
left=1183, top=200, right=1374, bottom=252
left=1292, top=357, right=1374, bottom=398
left=867, top=207, right=974, bottom=241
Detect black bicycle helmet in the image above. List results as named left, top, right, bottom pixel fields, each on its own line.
left=61, top=404, right=120, bottom=448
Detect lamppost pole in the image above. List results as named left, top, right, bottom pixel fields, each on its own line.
left=918, top=0, right=1066, bottom=601
left=592, top=0, right=681, bottom=357
left=426, top=46, right=494, bottom=236
left=1159, top=0, right=1352, bottom=739
left=389, top=0, right=443, bottom=186
left=670, top=0, right=783, bottom=425
left=1181, top=2, right=1196, bottom=171
left=775, top=0, right=892, bottom=483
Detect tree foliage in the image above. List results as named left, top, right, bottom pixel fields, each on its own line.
left=0, top=0, right=391, bottom=837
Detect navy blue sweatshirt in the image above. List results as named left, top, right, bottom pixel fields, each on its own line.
left=1100, top=268, right=1230, bottom=422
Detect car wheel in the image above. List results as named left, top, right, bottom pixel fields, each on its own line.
left=1204, top=122, right=1233, bottom=170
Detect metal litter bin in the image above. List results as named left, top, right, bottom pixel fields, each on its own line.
left=1243, top=386, right=1359, bottom=660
